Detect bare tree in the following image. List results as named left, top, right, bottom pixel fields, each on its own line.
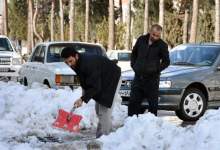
left=59, top=0, right=64, bottom=41
left=215, top=0, right=220, bottom=42
left=119, top=0, right=123, bottom=22
left=125, top=0, right=131, bottom=50
left=183, top=9, right=189, bottom=43
left=85, top=0, right=90, bottom=42
left=27, top=0, right=34, bottom=54
left=69, top=0, right=75, bottom=41
left=51, top=0, right=55, bottom=41
left=108, top=0, right=115, bottom=50
left=159, top=0, right=164, bottom=37
left=33, top=0, right=43, bottom=42
left=144, top=0, right=149, bottom=34
left=189, top=0, right=199, bottom=43
left=3, top=0, right=8, bottom=36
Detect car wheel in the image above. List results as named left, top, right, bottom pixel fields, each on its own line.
left=23, top=77, right=28, bottom=86
left=43, top=80, right=51, bottom=88
left=175, top=88, right=207, bottom=121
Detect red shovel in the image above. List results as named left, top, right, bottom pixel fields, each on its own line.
left=52, top=107, right=83, bottom=132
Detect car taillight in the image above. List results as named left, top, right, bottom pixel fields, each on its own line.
left=55, top=74, right=62, bottom=85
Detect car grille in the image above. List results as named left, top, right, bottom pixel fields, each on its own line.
left=0, top=57, right=11, bottom=65
left=0, top=68, right=10, bottom=72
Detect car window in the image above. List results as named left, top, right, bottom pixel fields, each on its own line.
left=0, top=38, right=13, bottom=52
left=31, top=45, right=45, bottom=63
left=170, top=45, right=220, bottom=66
left=118, top=53, right=131, bottom=61
left=47, top=44, right=104, bottom=63
left=73, top=44, right=100, bottom=55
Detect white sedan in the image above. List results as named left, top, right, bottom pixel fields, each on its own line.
left=107, top=50, right=131, bottom=72
left=19, top=41, right=106, bottom=89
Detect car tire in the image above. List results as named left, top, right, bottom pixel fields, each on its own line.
left=23, top=77, right=28, bottom=86
left=43, top=80, right=51, bottom=88
left=175, top=88, right=207, bottom=121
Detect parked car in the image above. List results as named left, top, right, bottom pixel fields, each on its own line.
left=19, top=42, right=106, bottom=89
left=107, top=50, right=131, bottom=72
left=0, top=35, right=22, bottom=81
left=120, top=43, right=220, bottom=121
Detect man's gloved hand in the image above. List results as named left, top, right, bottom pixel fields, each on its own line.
left=74, top=98, right=83, bottom=108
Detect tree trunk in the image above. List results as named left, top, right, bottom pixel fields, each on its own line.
left=33, top=0, right=43, bottom=42
left=215, top=0, right=220, bottom=42
left=119, top=0, right=123, bottom=22
left=85, top=0, right=89, bottom=42
left=144, top=0, right=149, bottom=34
left=3, top=0, right=8, bottom=36
left=69, top=0, right=75, bottom=41
left=183, top=9, right=189, bottom=43
left=159, top=0, right=164, bottom=37
left=27, top=0, right=34, bottom=54
left=125, top=0, right=131, bottom=50
left=108, top=0, right=115, bottom=50
left=189, top=0, right=199, bottom=43
left=59, top=0, right=64, bottom=41
left=51, top=0, right=55, bottom=41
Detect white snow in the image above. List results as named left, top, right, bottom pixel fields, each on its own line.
left=1, top=81, right=220, bottom=150
left=99, top=110, right=220, bottom=150
left=0, top=81, right=127, bottom=149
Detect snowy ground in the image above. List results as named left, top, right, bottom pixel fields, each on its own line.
left=1, top=81, right=220, bottom=150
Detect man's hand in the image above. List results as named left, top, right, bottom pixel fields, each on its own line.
left=74, top=98, right=83, bottom=108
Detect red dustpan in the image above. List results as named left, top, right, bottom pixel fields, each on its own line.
left=52, top=107, right=82, bottom=132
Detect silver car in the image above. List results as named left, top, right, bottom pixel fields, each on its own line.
left=120, top=43, right=220, bottom=121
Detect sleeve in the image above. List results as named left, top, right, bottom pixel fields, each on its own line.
left=80, top=66, right=101, bottom=103
left=159, top=43, right=170, bottom=72
left=130, top=37, right=139, bottom=69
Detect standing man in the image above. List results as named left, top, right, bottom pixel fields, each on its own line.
left=128, top=24, right=170, bottom=116
left=61, top=47, right=121, bottom=138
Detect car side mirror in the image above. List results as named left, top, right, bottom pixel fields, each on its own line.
left=112, top=59, right=118, bottom=64
left=35, top=56, right=44, bottom=63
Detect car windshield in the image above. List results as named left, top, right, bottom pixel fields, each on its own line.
left=118, top=53, right=131, bottom=61
left=47, top=44, right=101, bottom=63
left=0, top=38, right=13, bottom=52
left=170, top=45, right=220, bottom=66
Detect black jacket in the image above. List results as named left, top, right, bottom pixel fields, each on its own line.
left=74, top=54, right=121, bottom=108
left=131, top=34, right=170, bottom=77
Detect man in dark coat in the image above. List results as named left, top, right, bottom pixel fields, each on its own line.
left=61, top=47, right=121, bottom=138
left=128, top=24, right=170, bottom=116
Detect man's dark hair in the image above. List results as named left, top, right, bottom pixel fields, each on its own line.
left=61, top=47, right=79, bottom=58
left=151, top=24, right=163, bottom=31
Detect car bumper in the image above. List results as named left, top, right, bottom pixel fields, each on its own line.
left=120, top=88, right=183, bottom=110
left=0, top=65, right=21, bottom=77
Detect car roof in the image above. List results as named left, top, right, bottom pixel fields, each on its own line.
left=0, top=35, right=9, bottom=39
left=107, top=50, right=131, bottom=53
left=181, top=43, right=220, bottom=47
left=37, top=41, right=103, bottom=47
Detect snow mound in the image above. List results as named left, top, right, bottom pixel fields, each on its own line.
left=99, top=109, right=220, bottom=150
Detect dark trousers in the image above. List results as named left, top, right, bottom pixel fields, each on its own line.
left=128, top=75, right=159, bottom=116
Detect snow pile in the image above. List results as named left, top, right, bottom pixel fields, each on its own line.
left=0, top=81, right=127, bottom=148
left=99, top=110, right=220, bottom=150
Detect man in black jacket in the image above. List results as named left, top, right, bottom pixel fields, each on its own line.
left=128, top=24, right=170, bottom=116
left=61, top=47, right=121, bottom=138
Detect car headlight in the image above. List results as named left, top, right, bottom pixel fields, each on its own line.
left=55, top=74, right=79, bottom=86
left=12, top=58, right=22, bottom=65
left=159, top=81, right=172, bottom=88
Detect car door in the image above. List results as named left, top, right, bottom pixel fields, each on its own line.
left=24, top=45, right=42, bottom=85
left=29, top=45, right=45, bottom=84
left=34, top=46, right=47, bottom=83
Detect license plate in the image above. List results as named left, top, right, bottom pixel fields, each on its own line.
left=119, top=90, right=130, bottom=97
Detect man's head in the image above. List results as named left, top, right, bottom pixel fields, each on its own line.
left=61, top=47, right=79, bottom=68
left=149, top=24, right=162, bottom=42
